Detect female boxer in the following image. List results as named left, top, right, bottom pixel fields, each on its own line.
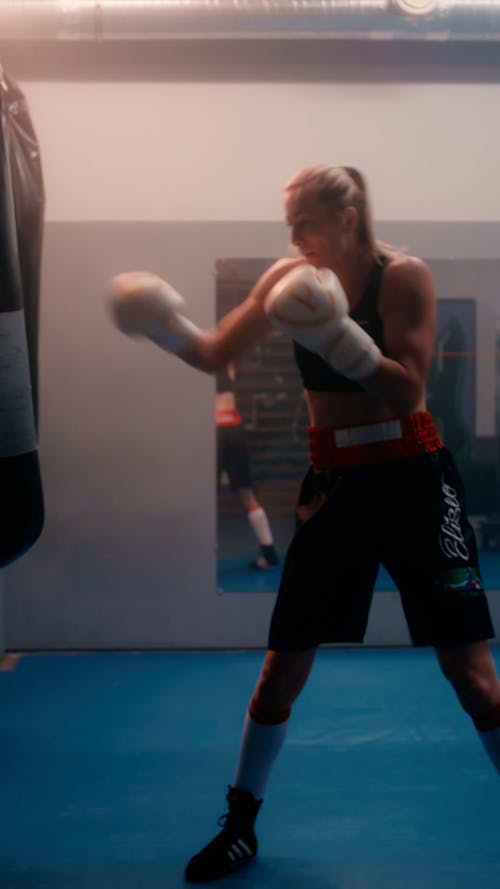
left=107, top=165, right=500, bottom=883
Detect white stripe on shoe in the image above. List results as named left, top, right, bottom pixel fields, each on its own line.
left=227, top=839, right=253, bottom=862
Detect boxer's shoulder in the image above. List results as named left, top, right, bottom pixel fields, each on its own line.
left=383, top=254, right=432, bottom=286
left=380, top=255, right=435, bottom=312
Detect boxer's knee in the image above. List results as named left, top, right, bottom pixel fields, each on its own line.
left=436, top=641, right=500, bottom=718
left=252, top=648, right=316, bottom=713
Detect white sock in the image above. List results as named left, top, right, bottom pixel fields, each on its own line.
left=247, top=505, right=273, bottom=547
left=232, top=713, right=289, bottom=799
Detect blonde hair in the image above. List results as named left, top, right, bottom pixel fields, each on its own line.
left=284, top=164, right=400, bottom=261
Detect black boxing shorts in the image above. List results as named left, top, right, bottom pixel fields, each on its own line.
left=268, top=413, right=495, bottom=651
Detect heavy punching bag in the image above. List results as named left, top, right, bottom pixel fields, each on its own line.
left=0, top=67, right=44, bottom=568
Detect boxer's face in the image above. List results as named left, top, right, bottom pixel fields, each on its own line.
left=285, top=189, right=343, bottom=270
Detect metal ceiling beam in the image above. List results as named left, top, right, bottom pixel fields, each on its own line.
left=0, top=0, right=500, bottom=42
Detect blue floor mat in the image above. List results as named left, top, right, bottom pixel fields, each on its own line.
left=0, top=648, right=499, bottom=888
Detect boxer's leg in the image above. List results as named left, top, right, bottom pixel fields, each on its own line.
left=185, top=648, right=316, bottom=883
left=242, top=494, right=279, bottom=569
left=232, top=648, right=316, bottom=795
left=436, top=641, right=500, bottom=774
left=229, top=423, right=279, bottom=568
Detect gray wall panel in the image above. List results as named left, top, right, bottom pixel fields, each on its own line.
left=4, top=221, right=500, bottom=649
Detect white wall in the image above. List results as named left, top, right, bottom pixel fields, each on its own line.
left=22, top=81, right=500, bottom=223
left=3, top=70, right=500, bottom=650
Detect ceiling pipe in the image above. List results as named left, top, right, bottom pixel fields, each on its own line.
left=0, top=0, right=499, bottom=42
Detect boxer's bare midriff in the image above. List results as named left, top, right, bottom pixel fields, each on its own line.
left=304, top=389, right=427, bottom=429
left=215, top=390, right=236, bottom=412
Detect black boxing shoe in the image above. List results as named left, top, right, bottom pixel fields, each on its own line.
left=250, top=545, right=280, bottom=571
left=185, top=786, right=263, bottom=883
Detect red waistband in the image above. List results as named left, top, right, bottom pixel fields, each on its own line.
left=309, top=412, right=443, bottom=469
left=216, top=407, right=242, bottom=427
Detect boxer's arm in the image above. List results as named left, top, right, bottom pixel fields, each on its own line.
left=264, top=255, right=435, bottom=416
left=195, top=257, right=305, bottom=370
left=106, top=257, right=303, bottom=374
left=359, top=257, right=436, bottom=415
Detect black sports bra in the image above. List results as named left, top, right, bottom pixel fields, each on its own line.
left=293, top=257, right=387, bottom=393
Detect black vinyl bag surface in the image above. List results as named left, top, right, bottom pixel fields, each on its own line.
left=0, top=67, right=45, bottom=568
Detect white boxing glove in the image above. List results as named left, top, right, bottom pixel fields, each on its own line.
left=264, top=264, right=381, bottom=381
left=106, top=270, right=202, bottom=355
